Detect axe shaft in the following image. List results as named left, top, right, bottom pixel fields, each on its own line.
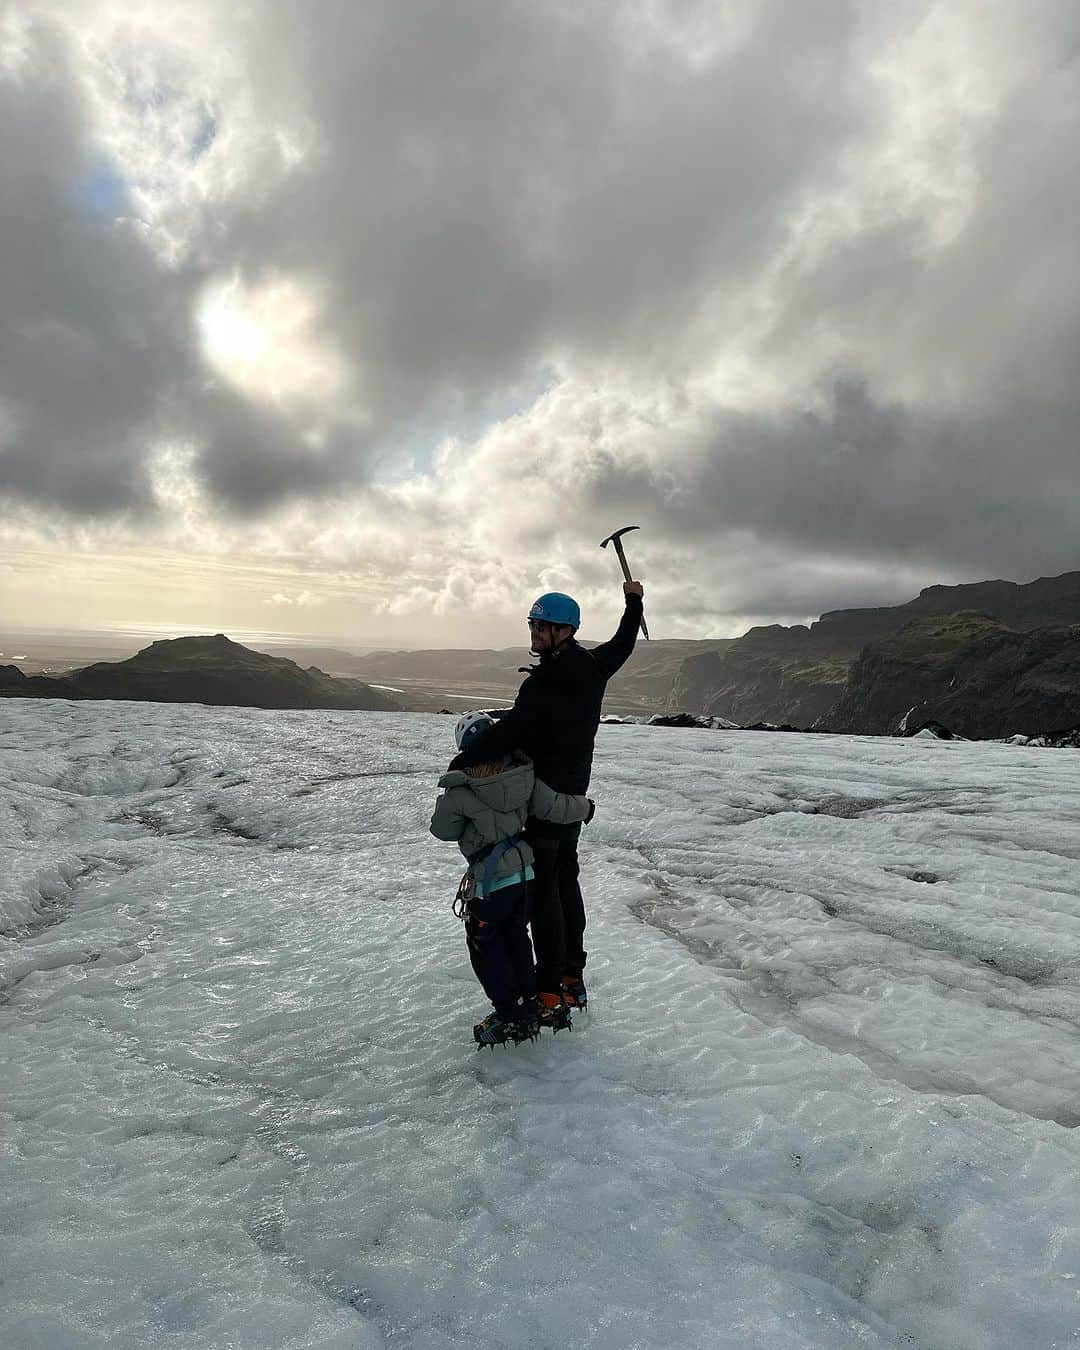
left=612, top=539, right=650, bottom=641
left=611, top=538, right=634, bottom=584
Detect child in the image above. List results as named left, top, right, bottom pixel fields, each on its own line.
left=430, top=711, right=593, bottom=1047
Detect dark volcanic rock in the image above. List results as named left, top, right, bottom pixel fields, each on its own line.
left=0, top=664, right=27, bottom=686
left=1, top=635, right=401, bottom=711
left=647, top=712, right=742, bottom=729
left=648, top=712, right=710, bottom=728
left=828, top=614, right=1080, bottom=738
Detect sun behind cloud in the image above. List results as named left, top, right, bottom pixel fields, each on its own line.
left=197, top=271, right=349, bottom=410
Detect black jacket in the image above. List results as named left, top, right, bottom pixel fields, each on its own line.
left=449, top=594, right=643, bottom=818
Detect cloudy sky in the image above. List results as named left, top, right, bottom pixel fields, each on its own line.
left=2, top=1, right=1079, bottom=650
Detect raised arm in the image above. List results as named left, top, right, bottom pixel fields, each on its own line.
left=588, top=586, right=644, bottom=680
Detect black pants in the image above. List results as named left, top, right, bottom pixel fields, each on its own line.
left=465, top=880, right=535, bottom=1019
left=526, top=823, right=586, bottom=994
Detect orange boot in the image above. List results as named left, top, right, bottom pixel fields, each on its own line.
left=536, top=990, right=572, bottom=1033
left=561, top=975, right=587, bottom=1012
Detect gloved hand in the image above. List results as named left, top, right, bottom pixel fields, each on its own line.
left=584, top=798, right=596, bottom=824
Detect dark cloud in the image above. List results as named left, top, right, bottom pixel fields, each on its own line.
left=0, top=39, right=168, bottom=515
left=2, top=0, right=1079, bottom=613
left=0, top=18, right=328, bottom=521
left=186, top=391, right=372, bottom=514
left=232, top=0, right=864, bottom=419
left=574, top=372, right=1080, bottom=591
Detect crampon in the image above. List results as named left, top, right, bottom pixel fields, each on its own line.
left=473, top=1008, right=538, bottom=1050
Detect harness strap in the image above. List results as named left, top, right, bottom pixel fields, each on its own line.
left=469, top=832, right=527, bottom=892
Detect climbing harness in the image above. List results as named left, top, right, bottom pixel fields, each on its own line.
left=452, top=834, right=527, bottom=919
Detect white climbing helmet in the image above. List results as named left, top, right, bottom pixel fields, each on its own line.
left=454, top=710, right=495, bottom=751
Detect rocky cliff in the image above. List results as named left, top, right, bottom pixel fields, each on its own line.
left=672, top=625, right=850, bottom=727
left=827, top=614, right=1080, bottom=738
left=672, top=570, right=1080, bottom=735
left=0, top=635, right=401, bottom=711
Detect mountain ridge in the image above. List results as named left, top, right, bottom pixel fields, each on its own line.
left=4, top=570, right=1078, bottom=736
left=0, top=634, right=401, bottom=712
left=673, top=570, right=1080, bottom=736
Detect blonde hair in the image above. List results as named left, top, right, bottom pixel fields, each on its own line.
left=466, top=759, right=508, bottom=779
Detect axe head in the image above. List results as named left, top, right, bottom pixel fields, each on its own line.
left=600, top=524, right=640, bottom=549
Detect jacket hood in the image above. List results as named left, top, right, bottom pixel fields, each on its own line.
left=436, top=759, right=534, bottom=812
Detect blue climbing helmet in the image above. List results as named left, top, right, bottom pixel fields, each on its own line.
left=528, top=592, right=580, bottom=629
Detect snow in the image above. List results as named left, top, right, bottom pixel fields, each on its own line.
left=2, top=701, right=1080, bottom=1350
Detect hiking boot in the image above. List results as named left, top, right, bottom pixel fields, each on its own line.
left=561, top=975, right=587, bottom=1012
left=536, top=990, right=572, bottom=1033
left=473, top=1009, right=536, bottom=1049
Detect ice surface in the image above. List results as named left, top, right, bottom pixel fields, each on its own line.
left=2, top=702, right=1080, bottom=1349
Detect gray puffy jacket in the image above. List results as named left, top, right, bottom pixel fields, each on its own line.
left=430, top=751, right=589, bottom=886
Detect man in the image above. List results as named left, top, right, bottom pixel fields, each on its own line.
left=449, top=581, right=645, bottom=1028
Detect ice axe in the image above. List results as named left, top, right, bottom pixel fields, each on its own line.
left=600, top=525, right=649, bottom=640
